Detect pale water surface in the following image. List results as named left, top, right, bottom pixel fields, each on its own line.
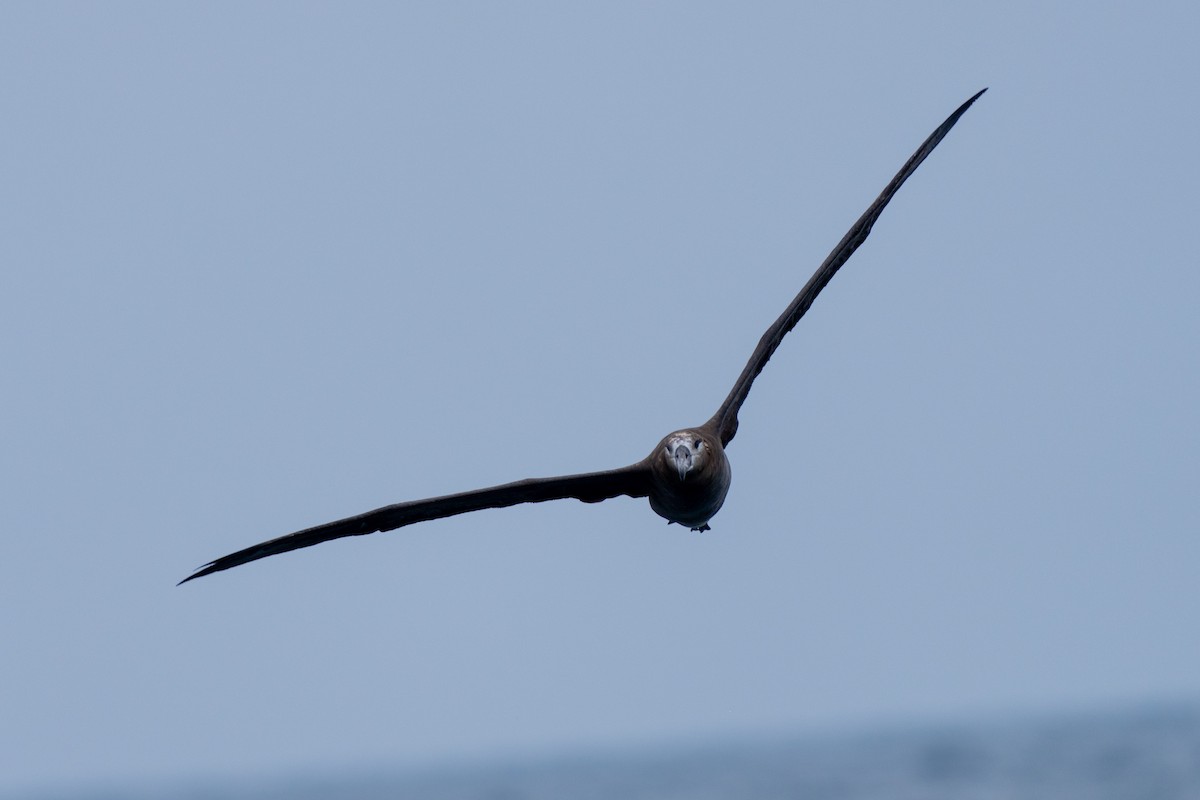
left=22, top=704, right=1200, bottom=799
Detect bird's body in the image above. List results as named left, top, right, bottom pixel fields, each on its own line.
left=648, top=428, right=730, bottom=531
left=181, top=89, right=986, bottom=585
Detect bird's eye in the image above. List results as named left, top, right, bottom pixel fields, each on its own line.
left=693, top=439, right=702, bottom=448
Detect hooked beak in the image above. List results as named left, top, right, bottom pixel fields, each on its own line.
left=673, top=444, right=693, bottom=481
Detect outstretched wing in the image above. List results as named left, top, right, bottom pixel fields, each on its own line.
left=179, top=463, right=652, bottom=584
left=707, top=89, right=986, bottom=446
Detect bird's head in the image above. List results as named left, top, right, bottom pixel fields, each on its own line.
left=660, top=430, right=710, bottom=482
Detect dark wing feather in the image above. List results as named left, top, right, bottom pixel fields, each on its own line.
left=179, top=463, right=651, bottom=584
left=707, top=89, right=986, bottom=446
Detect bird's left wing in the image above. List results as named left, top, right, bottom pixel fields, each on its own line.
left=707, top=89, right=986, bottom=446
left=179, top=462, right=651, bottom=584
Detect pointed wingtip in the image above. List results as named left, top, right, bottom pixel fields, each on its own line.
left=177, top=562, right=217, bottom=586
left=932, top=88, right=988, bottom=142
left=962, top=87, right=988, bottom=109
left=956, top=88, right=988, bottom=114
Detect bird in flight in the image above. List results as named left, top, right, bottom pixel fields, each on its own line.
left=180, top=89, right=986, bottom=585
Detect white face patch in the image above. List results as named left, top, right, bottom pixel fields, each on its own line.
left=664, top=433, right=687, bottom=450
left=664, top=432, right=705, bottom=467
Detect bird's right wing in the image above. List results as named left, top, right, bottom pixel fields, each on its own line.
left=179, top=462, right=652, bottom=584
left=707, top=89, right=986, bottom=446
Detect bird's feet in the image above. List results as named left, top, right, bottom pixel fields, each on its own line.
left=668, top=520, right=711, bottom=533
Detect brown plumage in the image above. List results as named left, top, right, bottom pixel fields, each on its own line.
left=180, top=89, right=985, bottom=585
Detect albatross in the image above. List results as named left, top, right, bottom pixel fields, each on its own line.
left=180, top=89, right=986, bottom=585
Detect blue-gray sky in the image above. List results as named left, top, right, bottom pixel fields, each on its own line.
left=2, top=2, right=1197, bottom=794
